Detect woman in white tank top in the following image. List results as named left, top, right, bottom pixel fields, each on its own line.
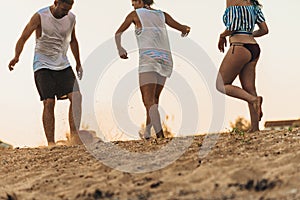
left=115, top=0, right=190, bottom=139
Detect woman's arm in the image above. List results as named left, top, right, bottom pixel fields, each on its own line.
left=253, top=22, right=269, bottom=37
left=218, top=29, right=235, bottom=52
left=164, top=12, right=190, bottom=36
left=115, top=11, right=135, bottom=59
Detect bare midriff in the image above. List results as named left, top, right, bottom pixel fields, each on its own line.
left=229, top=34, right=257, bottom=44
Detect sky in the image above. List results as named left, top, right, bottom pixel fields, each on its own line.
left=1, top=0, right=300, bottom=147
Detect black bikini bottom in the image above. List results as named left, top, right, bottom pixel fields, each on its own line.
left=230, top=43, right=261, bottom=62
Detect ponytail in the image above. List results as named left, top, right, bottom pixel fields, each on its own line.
left=142, top=0, right=154, bottom=6
left=251, top=0, right=262, bottom=7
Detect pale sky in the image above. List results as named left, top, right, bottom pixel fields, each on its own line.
left=1, top=0, right=299, bottom=147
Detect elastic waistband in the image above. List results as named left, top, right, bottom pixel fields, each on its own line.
left=230, top=43, right=258, bottom=46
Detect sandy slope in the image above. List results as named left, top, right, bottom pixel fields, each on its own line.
left=1, top=129, right=300, bottom=200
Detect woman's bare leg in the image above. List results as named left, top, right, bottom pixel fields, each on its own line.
left=154, top=73, right=166, bottom=104
left=239, top=59, right=262, bottom=132
left=216, top=45, right=262, bottom=124
left=139, top=72, right=165, bottom=138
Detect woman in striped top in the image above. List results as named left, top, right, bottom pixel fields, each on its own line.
left=216, top=0, right=269, bottom=132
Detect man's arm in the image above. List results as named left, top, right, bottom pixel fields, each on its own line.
left=8, top=13, right=40, bottom=71
left=164, top=12, right=190, bottom=36
left=70, top=25, right=83, bottom=80
left=115, top=11, right=134, bottom=59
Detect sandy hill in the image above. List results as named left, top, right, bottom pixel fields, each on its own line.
left=1, top=129, right=300, bottom=200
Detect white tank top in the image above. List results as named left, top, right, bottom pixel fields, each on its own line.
left=135, top=8, right=173, bottom=77
left=33, top=7, right=75, bottom=72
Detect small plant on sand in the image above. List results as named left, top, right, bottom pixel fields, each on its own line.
left=231, top=127, right=245, bottom=136
left=230, top=128, right=251, bottom=144
left=162, top=115, right=174, bottom=138
left=230, top=116, right=251, bottom=133
left=230, top=117, right=251, bottom=144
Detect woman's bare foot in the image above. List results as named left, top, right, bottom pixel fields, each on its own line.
left=156, top=131, right=165, bottom=139
left=252, top=96, right=263, bottom=121
left=247, top=128, right=259, bottom=133
left=139, top=126, right=151, bottom=140
left=144, top=131, right=151, bottom=140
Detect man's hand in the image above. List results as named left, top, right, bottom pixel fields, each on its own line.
left=8, top=57, right=19, bottom=71
left=76, top=64, right=83, bottom=80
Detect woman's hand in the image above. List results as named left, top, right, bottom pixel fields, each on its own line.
left=181, top=26, right=191, bottom=37
left=118, top=47, right=128, bottom=59
left=8, top=57, right=19, bottom=71
left=218, top=35, right=227, bottom=53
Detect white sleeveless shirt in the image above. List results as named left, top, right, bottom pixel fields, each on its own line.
left=33, top=7, right=75, bottom=72
left=135, top=8, right=173, bottom=77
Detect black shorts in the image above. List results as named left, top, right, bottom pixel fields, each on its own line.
left=34, top=67, right=80, bottom=101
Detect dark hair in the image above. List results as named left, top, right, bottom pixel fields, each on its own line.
left=251, top=0, right=262, bottom=7
left=58, top=0, right=74, bottom=5
left=142, top=0, right=154, bottom=6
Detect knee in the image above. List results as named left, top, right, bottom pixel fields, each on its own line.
left=43, top=99, right=55, bottom=109
left=242, top=84, right=256, bottom=95
left=142, top=98, right=156, bottom=109
left=69, top=92, right=82, bottom=104
left=216, top=78, right=226, bottom=93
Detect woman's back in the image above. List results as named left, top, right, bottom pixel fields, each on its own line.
left=223, top=5, right=265, bottom=35
left=136, top=8, right=165, bottom=28
left=135, top=8, right=171, bottom=52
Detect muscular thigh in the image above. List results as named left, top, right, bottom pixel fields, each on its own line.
left=56, top=67, right=80, bottom=100
left=139, top=72, right=165, bottom=102
left=34, top=68, right=57, bottom=101
left=239, top=60, right=258, bottom=93
left=218, top=45, right=252, bottom=84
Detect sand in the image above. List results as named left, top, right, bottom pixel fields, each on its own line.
left=1, top=129, right=300, bottom=200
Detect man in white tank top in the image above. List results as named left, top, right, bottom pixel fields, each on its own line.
left=115, top=0, right=190, bottom=139
left=8, top=0, right=83, bottom=146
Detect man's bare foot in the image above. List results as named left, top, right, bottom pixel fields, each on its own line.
left=48, top=142, right=56, bottom=146
left=252, top=96, right=263, bottom=121
left=69, top=134, right=83, bottom=145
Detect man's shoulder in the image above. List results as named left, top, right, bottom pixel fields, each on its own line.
left=37, top=6, right=49, bottom=14
left=68, top=11, right=76, bottom=20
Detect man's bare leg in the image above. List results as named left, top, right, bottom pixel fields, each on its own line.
left=43, top=99, right=56, bottom=146
left=68, top=91, right=82, bottom=145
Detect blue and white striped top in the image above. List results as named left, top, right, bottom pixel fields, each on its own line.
left=223, top=5, right=265, bottom=35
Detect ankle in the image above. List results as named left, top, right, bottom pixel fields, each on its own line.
left=48, top=142, right=55, bottom=146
